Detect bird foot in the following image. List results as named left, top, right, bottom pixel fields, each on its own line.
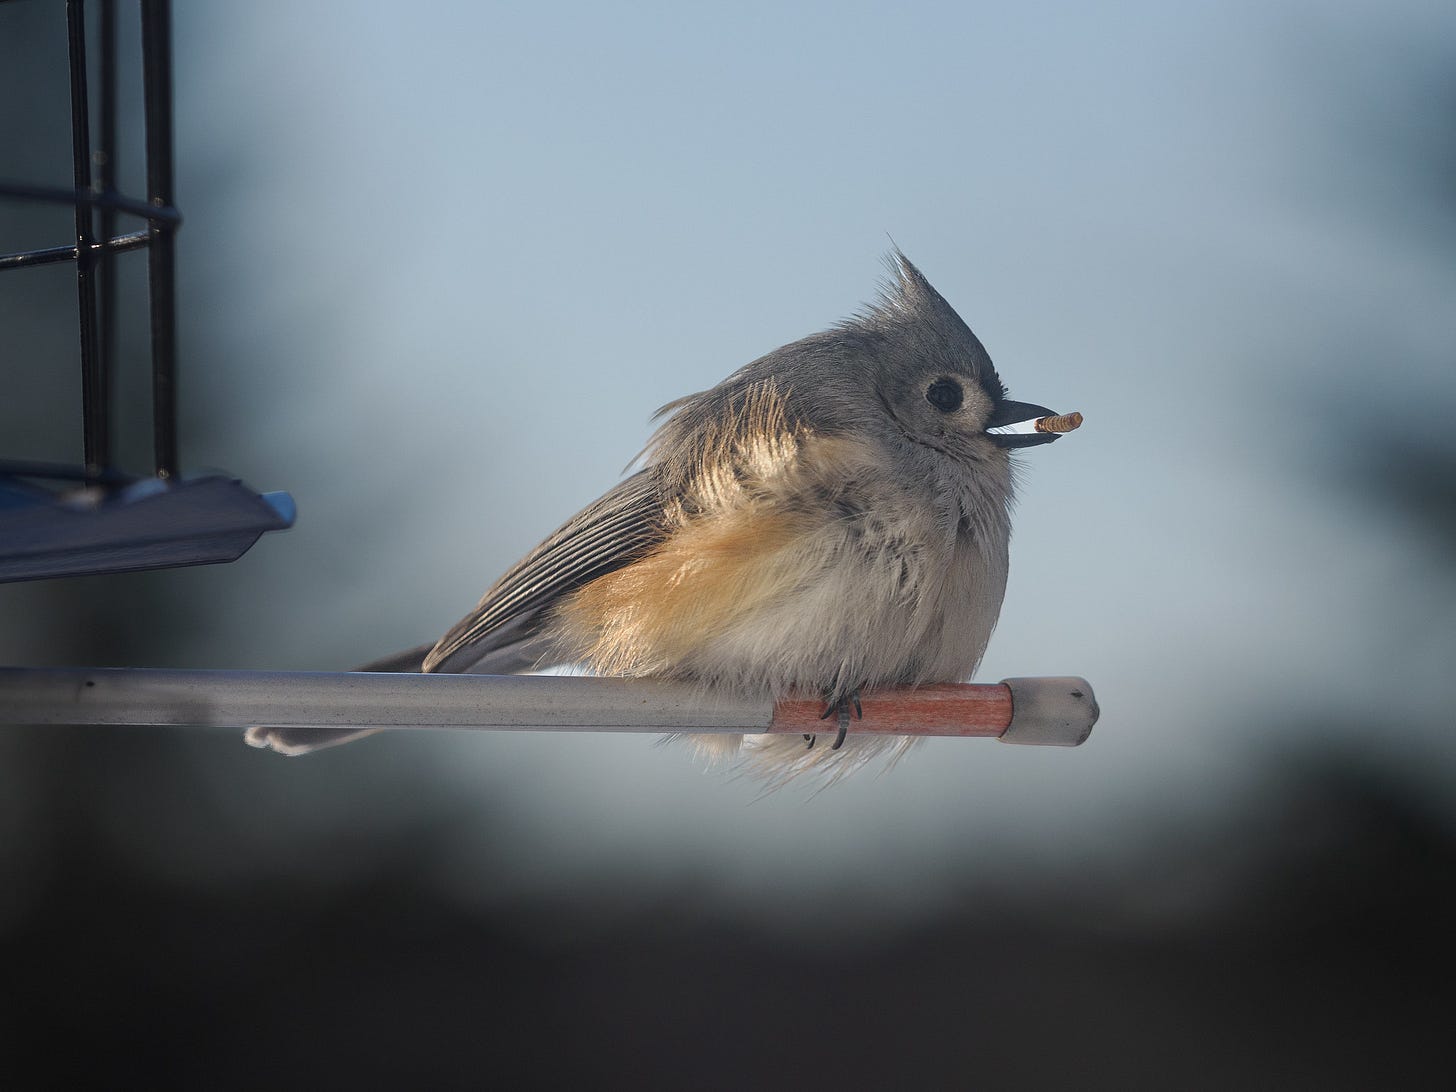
left=814, top=690, right=862, bottom=750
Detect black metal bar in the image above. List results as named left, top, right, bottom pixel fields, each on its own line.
left=140, top=0, right=178, bottom=479
left=0, top=231, right=151, bottom=272
left=67, top=0, right=109, bottom=476
left=0, top=181, right=182, bottom=224
left=0, top=458, right=133, bottom=485
left=98, top=0, right=118, bottom=447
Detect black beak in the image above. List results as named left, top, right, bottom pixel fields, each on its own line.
left=986, top=399, right=1060, bottom=449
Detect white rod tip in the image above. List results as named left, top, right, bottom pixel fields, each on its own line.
left=997, top=677, right=1098, bottom=747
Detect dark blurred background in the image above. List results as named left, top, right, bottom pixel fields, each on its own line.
left=2, top=1, right=1454, bottom=1088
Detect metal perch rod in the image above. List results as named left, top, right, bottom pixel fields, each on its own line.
left=0, top=668, right=1096, bottom=746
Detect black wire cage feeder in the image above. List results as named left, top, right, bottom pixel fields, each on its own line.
left=0, top=0, right=293, bottom=583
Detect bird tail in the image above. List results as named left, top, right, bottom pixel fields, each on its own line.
left=243, top=642, right=436, bottom=756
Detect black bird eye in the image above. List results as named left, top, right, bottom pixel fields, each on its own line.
left=925, top=378, right=963, bottom=413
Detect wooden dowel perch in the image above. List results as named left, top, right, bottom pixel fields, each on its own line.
left=0, top=668, right=1097, bottom=747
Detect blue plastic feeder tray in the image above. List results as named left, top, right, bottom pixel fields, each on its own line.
left=0, top=472, right=295, bottom=582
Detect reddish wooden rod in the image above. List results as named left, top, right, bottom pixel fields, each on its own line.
left=769, top=683, right=1013, bottom=737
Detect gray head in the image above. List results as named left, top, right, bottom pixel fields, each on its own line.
left=649, top=250, right=1061, bottom=467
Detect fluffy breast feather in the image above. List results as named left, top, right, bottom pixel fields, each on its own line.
left=550, top=425, right=1009, bottom=699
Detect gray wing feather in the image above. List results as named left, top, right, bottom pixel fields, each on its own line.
left=247, top=470, right=668, bottom=755
left=424, top=468, right=668, bottom=674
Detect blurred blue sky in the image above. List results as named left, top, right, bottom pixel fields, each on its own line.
left=5, top=0, right=1455, bottom=918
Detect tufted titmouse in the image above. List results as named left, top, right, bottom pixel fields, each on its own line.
left=247, top=251, right=1076, bottom=785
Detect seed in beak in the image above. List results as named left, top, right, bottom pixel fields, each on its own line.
left=1033, top=411, right=1083, bottom=435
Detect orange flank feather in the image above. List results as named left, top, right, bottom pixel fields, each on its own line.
left=554, top=495, right=815, bottom=676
